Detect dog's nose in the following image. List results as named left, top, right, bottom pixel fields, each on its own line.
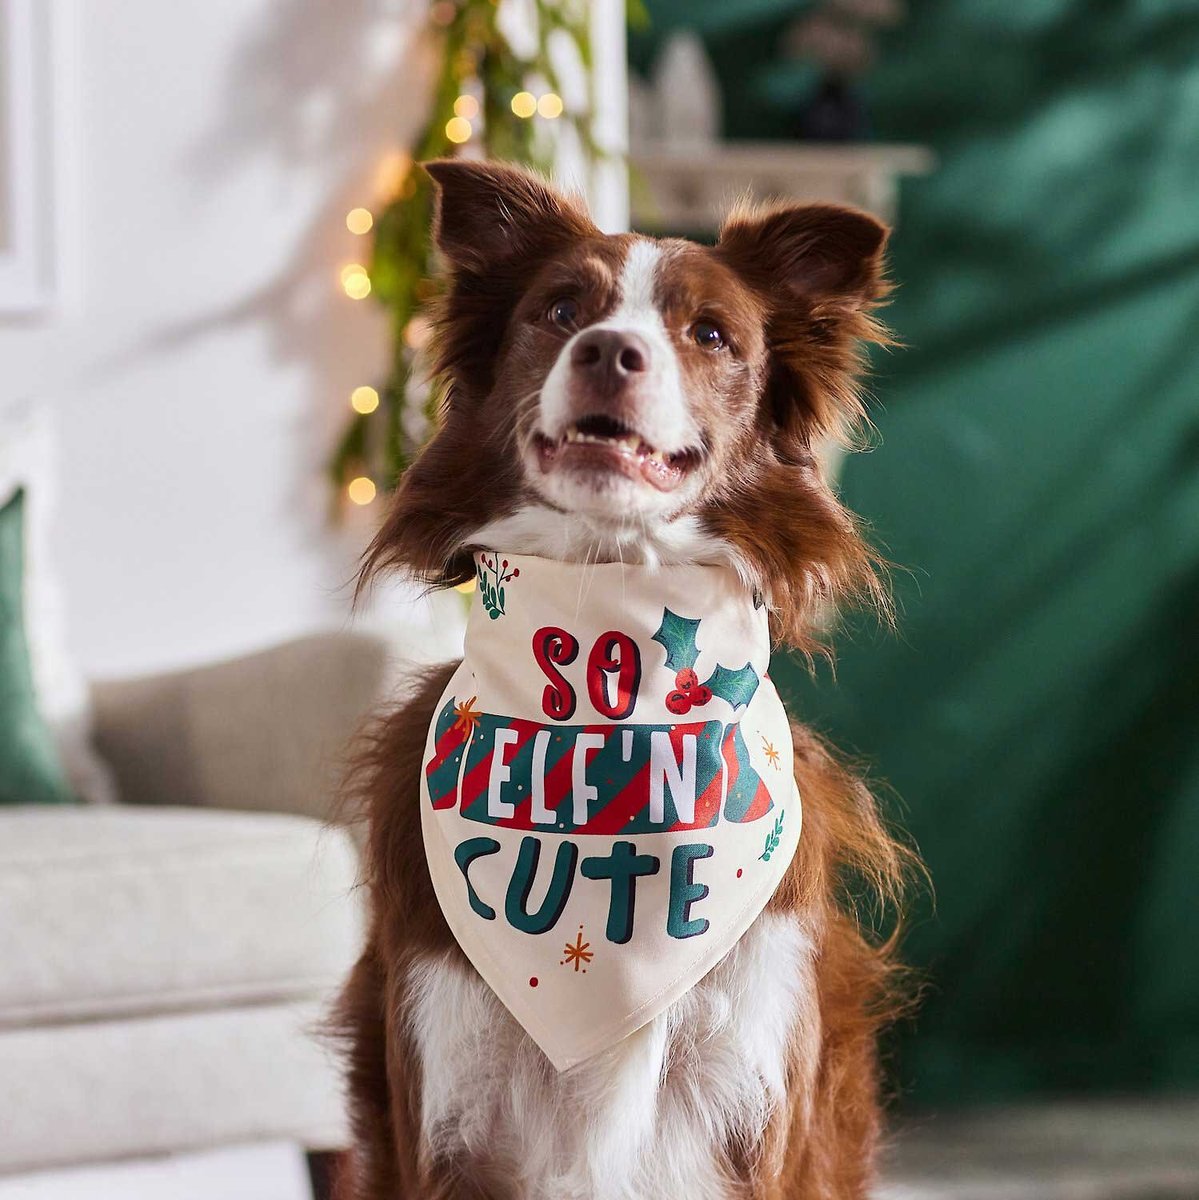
left=570, top=330, right=650, bottom=383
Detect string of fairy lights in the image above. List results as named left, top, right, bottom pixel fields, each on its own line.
left=329, top=0, right=597, bottom=511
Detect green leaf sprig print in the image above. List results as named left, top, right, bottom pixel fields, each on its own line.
left=760, top=811, right=785, bottom=862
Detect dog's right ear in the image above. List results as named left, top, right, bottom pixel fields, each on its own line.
left=425, top=159, right=599, bottom=274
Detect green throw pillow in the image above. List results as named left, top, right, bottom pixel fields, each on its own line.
left=0, top=490, right=75, bottom=804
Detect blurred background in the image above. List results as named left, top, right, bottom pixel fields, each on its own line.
left=1, top=0, right=1197, bottom=1196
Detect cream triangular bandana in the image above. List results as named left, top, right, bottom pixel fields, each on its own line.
left=420, top=551, right=800, bottom=1071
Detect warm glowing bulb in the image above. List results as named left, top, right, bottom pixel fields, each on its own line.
left=445, top=116, right=472, bottom=144
left=345, top=207, right=373, bottom=235
left=341, top=264, right=371, bottom=299
left=453, top=94, right=479, bottom=120
left=350, top=385, right=379, bottom=414
left=374, top=151, right=411, bottom=199
left=455, top=577, right=477, bottom=594
left=404, top=316, right=431, bottom=350
left=347, top=476, right=377, bottom=505
left=511, top=91, right=537, bottom=118
left=537, top=92, right=564, bottom=119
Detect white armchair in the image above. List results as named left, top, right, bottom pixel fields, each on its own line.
left=0, top=632, right=389, bottom=1186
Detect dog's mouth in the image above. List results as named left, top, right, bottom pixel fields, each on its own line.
left=533, top=415, right=700, bottom=494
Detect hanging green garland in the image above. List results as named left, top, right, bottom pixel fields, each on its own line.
left=328, top=0, right=602, bottom=510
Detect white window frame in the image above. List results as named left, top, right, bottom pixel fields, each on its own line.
left=0, top=0, right=73, bottom=315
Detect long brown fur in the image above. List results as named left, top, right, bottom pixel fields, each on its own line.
left=332, top=160, right=916, bottom=1199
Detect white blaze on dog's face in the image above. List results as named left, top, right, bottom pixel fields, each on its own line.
left=531, top=238, right=707, bottom=523
left=365, top=159, right=890, bottom=640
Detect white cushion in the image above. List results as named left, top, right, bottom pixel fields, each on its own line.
left=0, top=807, right=362, bottom=1026
left=0, top=1001, right=347, bottom=1174
left=0, top=1142, right=313, bottom=1200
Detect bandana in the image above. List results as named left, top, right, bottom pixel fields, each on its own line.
left=420, top=551, right=800, bottom=1071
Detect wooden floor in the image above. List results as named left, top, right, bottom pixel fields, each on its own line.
left=878, top=1097, right=1199, bottom=1200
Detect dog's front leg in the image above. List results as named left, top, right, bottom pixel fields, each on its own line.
left=385, top=961, right=519, bottom=1200
left=331, top=949, right=411, bottom=1200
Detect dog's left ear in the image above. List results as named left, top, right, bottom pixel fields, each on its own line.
left=425, top=159, right=599, bottom=274
left=716, top=202, right=890, bottom=446
left=716, top=202, right=889, bottom=309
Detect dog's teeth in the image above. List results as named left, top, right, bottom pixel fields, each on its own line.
left=564, top=427, right=645, bottom=451
left=562, top=426, right=667, bottom=458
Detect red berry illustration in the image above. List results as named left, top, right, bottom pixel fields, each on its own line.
left=675, top=667, right=698, bottom=692
left=665, top=689, right=692, bottom=715
left=691, top=685, right=713, bottom=706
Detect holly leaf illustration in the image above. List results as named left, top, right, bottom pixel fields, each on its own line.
left=702, top=662, right=760, bottom=710
left=652, top=608, right=702, bottom=671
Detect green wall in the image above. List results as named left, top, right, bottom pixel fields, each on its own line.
left=638, top=1, right=1199, bottom=1107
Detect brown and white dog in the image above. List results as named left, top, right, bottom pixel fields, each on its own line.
left=333, top=159, right=910, bottom=1200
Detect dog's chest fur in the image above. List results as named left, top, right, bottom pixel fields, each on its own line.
left=408, top=911, right=817, bottom=1200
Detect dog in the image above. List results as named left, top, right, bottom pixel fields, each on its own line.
left=333, top=159, right=911, bottom=1200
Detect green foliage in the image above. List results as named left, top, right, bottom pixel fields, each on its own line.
left=328, top=1, right=597, bottom=505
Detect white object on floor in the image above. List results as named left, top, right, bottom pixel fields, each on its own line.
left=0, top=1140, right=311, bottom=1200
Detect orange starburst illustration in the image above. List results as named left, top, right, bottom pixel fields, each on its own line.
left=761, top=735, right=781, bottom=770
left=560, top=927, right=593, bottom=973
left=452, top=695, right=482, bottom=740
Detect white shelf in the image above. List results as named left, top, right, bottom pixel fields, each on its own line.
left=631, top=141, right=935, bottom=232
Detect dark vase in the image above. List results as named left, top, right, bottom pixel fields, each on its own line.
left=797, top=74, right=871, bottom=141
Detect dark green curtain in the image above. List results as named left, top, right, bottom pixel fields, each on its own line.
left=636, top=2, right=1199, bottom=1107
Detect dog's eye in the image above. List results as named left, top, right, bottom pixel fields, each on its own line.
left=691, top=320, right=725, bottom=350
left=548, top=297, right=580, bottom=328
